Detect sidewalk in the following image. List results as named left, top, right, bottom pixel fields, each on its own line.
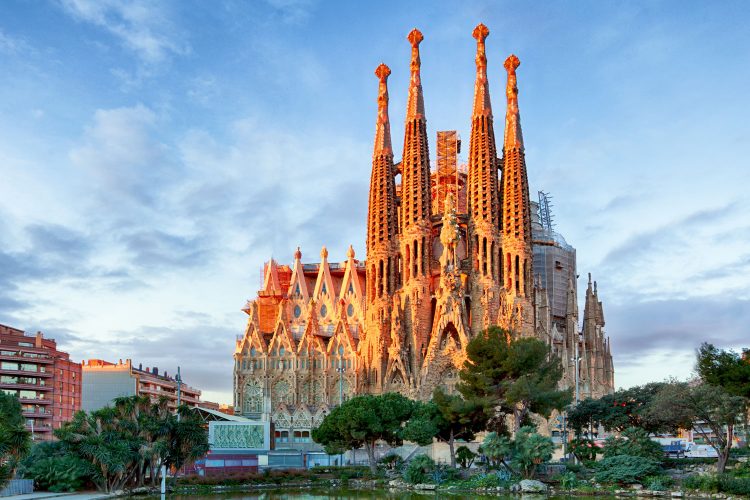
left=2, top=492, right=114, bottom=500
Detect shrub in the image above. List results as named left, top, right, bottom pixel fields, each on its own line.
left=602, top=428, right=663, bottom=462
left=456, top=446, right=477, bottom=469
left=378, top=454, right=404, bottom=471
left=683, top=473, right=750, bottom=495
left=594, top=455, right=661, bottom=485
left=20, top=442, right=94, bottom=492
left=556, top=471, right=579, bottom=490
left=403, top=454, right=435, bottom=484
left=570, top=437, right=598, bottom=462
left=644, top=475, right=672, bottom=491
left=717, top=475, right=750, bottom=495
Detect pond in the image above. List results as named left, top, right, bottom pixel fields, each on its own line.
left=154, top=489, right=617, bottom=499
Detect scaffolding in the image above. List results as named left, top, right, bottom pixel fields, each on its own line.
left=538, top=190, right=555, bottom=232
left=432, top=131, right=467, bottom=214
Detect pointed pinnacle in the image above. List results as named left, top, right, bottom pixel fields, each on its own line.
left=373, top=63, right=392, bottom=155
left=471, top=23, right=492, bottom=118
left=405, top=29, right=425, bottom=121
left=503, top=54, right=524, bottom=149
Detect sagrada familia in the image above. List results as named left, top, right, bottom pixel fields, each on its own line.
left=233, top=25, right=614, bottom=440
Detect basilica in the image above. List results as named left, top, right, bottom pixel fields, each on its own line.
left=233, top=25, right=615, bottom=443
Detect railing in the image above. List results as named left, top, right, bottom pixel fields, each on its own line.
left=0, top=479, right=33, bottom=497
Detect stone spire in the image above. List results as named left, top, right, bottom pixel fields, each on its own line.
left=467, top=23, right=500, bottom=229
left=364, top=63, right=399, bottom=393
left=373, top=63, right=392, bottom=156
left=472, top=23, right=492, bottom=118
left=399, top=28, right=433, bottom=377
left=500, top=54, right=533, bottom=309
left=366, top=63, right=398, bottom=286
left=405, top=28, right=425, bottom=121
left=503, top=54, right=524, bottom=149
left=467, top=23, right=501, bottom=335
left=400, top=28, right=432, bottom=238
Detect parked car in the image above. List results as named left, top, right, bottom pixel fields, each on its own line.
left=661, top=440, right=685, bottom=458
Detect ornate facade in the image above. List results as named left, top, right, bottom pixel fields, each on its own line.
left=233, top=25, right=615, bottom=442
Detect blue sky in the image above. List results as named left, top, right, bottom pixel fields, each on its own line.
left=1, top=0, right=748, bottom=404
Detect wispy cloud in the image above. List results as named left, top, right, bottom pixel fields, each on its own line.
left=60, top=0, right=189, bottom=65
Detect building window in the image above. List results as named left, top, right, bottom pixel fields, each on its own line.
left=274, top=430, right=289, bottom=444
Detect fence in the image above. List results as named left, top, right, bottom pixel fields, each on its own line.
left=0, top=479, right=33, bottom=497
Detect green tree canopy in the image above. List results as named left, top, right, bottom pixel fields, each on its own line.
left=568, top=382, right=688, bottom=435
left=458, top=327, right=571, bottom=432
left=650, top=382, right=744, bottom=473
left=312, top=393, right=424, bottom=473
left=403, top=388, right=489, bottom=468
left=55, top=395, right=208, bottom=492
left=0, top=393, right=31, bottom=488
left=697, top=343, right=750, bottom=398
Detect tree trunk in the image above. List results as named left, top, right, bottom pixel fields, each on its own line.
left=717, top=424, right=734, bottom=473
left=448, top=430, right=456, bottom=469
left=365, top=441, right=377, bottom=474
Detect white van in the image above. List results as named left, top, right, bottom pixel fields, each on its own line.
left=685, top=444, right=719, bottom=458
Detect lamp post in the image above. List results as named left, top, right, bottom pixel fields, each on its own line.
left=336, top=346, right=346, bottom=465
left=175, top=366, right=182, bottom=422
left=571, top=335, right=581, bottom=405
left=336, top=346, right=346, bottom=405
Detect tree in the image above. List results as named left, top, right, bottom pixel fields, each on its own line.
left=479, top=426, right=553, bottom=478
left=568, top=383, right=688, bottom=435
left=404, top=388, right=489, bottom=468
left=55, top=396, right=208, bottom=492
left=0, top=393, right=31, bottom=488
left=312, top=393, right=426, bottom=473
left=602, top=427, right=663, bottom=462
left=650, top=382, right=744, bottom=473
left=696, top=343, right=750, bottom=398
left=458, top=327, right=572, bottom=432
left=455, top=446, right=477, bottom=469
left=697, top=343, right=750, bottom=447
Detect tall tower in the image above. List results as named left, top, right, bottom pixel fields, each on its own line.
left=499, top=54, right=535, bottom=336
left=467, top=23, right=501, bottom=336
left=364, top=63, right=399, bottom=391
left=399, top=29, right=433, bottom=371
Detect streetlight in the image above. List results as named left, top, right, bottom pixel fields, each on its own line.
left=336, top=346, right=346, bottom=405
left=571, top=335, right=581, bottom=405
left=175, top=366, right=182, bottom=422
left=336, top=346, right=346, bottom=466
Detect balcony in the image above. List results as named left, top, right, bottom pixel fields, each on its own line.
left=0, top=352, right=53, bottom=364
left=18, top=397, right=52, bottom=405
left=0, top=382, right=52, bottom=391
left=0, top=368, right=53, bottom=377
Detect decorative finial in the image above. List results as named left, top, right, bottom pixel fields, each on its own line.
left=347, top=244, right=355, bottom=259
left=472, top=23, right=489, bottom=43
left=294, top=247, right=302, bottom=260
left=373, top=63, right=392, bottom=155
left=407, top=28, right=423, bottom=48
left=504, top=54, right=520, bottom=73
left=375, top=62, right=391, bottom=82
left=320, top=246, right=328, bottom=260
left=471, top=24, right=492, bottom=117
left=405, top=29, right=425, bottom=121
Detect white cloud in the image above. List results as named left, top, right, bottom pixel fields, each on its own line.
left=60, top=0, right=189, bottom=64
